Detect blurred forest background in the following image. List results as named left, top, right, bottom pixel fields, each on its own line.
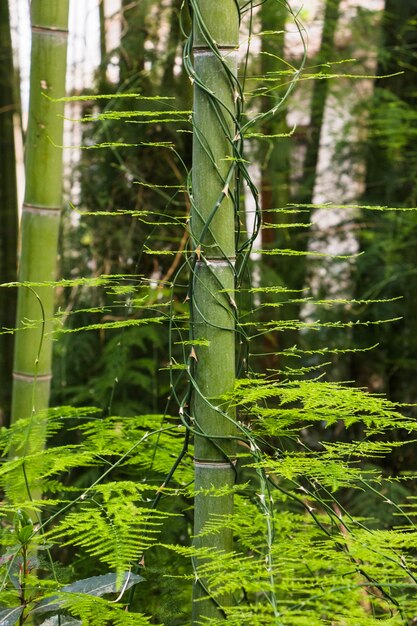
left=3, top=0, right=416, bottom=418
left=2, top=0, right=417, bottom=624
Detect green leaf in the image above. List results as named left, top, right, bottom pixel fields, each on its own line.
left=35, top=572, right=144, bottom=615
left=39, top=618, right=81, bottom=626
left=0, top=605, right=24, bottom=626
left=62, top=572, right=144, bottom=596
left=16, top=525, right=34, bottom=545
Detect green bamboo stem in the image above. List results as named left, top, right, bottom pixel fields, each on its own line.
left=10, top=1, right=69, bottom=481
left=0, top=0, right=19, bottom=425
left=190, top=1, right=239, bottom=622
left=162, top=0, right=183, bottom=92
left=260, top=2, right=289, bottom=247
left=98, top=0, right=107, bottom=91
left=258, top=4, right=296, bottom=367
left=120, top=0, right=151, bottom=84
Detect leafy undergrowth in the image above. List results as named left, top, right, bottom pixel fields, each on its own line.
left=1, top=371, right=417, bottom=625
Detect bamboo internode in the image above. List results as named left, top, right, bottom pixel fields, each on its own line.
left=10, top=0, right=69, bottom=500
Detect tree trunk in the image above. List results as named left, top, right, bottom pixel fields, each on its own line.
left=10, top=1, right=69, bottom=463
left=290, top=0, right=341, bottom=294
left=279, top=0, right=342, bottom=360
left=190, top=1, right=239, bottom=622
left=0, top=0, right=18, bottom=426
left=300, top=0, right=342, bottom=206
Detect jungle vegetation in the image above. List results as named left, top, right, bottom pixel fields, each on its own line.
left=1, top=1, right=417, bottom=624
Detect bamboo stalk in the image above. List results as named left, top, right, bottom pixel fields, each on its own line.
left=120, top=0, right=151, bottom=83
left=10, top=1, right=69, bottom=475
left=0, top=0, right=19, bottom=425
left=190, top=1, right=239, bottom=622
left=259, top=4, right=306, bottom=368
left=260, top=2, right=289, bottom=246
left=98, top=0, right=107, bottom=90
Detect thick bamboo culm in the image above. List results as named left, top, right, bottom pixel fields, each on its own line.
left=10, top=2, right=69, bottom=460
left=190, top=1, right=239, bottom=622
left=0, top=0, right=18, bottom=423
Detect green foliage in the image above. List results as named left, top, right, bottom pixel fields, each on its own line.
left=47, top=482, right=175, bottom=577
left=1, top=367, right=417, bottom=624
left=3, top=1, right=417, bottom=624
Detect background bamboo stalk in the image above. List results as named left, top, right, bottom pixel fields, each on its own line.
left=260, top=1, right=290, bottom=246
left=10, top=1, right=69, bottom=479
left=190, top=1, right=239, bottom=622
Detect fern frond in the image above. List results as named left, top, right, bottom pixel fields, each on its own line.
left=53, top=593, right=152, bottom=625
left=46, top=482, right=177, bottom=577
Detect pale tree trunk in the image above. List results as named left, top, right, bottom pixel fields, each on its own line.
left=0, top=0, right=18, bottom=426
left=300, top=0, right=342, bottom=206
left=304, top=0, right=385, bottom=380
left=288, top=0, right=342, bottom=300
left=270, top=0, right=342, bottom=365
left=10, top=1, right=69, bottom=490
left=190, top=0, right=239, bottom=622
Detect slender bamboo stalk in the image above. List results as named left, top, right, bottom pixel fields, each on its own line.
left=98, top=0, right=107, bottom=91
left=190, top=1, right=239, bottom=622
left=161, top=0, right=183, bottom=91
left=260, top=2, right=289, bottom=247
left=0, top=0, right=19, bottom=425
left=120, top=0, right=151, bottom=84
left=10, top=1, right=69, bottom=465
left=258, top=4, right=297, bottom=368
